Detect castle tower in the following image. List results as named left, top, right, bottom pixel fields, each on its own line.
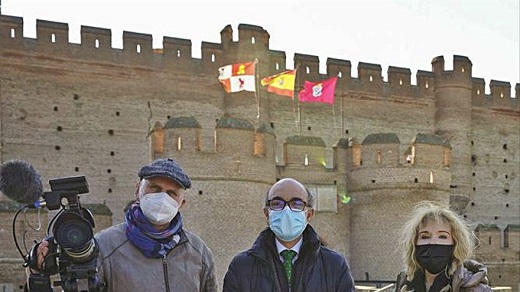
left=278, top=135, right=350, bottom=261
left=348, top=133, right=452, bottom=280
left=432, top=55, right=473, bottom=200
left=154, top=115, right=277, bottom=282
left=219, top=24, right=273, bottom=125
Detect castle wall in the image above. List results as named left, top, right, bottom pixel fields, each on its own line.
left=476, top=226, right=520, bottom=263
left=467, top=106, right=519, bottom=224
left=161, top=127, right=202, bottom=154
left=284, top=144, right=325, bottom=166
left=0, top=28, right=232, bottom=223
left=0, top=209, right=50, bottom=259
left=475, top=226, right=520, bottom=290
left=361, top=143, right=401, bottom=167
left=0, top=258, right=28, bottom=291
left=1, top=14, right=519, bottom=289
left=414, top=144, right=449, bottom=167
left=180, top=180, right=270, bottom=284
left=156, top=124, right=278, bottom=283
left=349, top=167, right=452, bottom=188
left=347, top=92, right=435, bottom=156
left=349, top=188, right=450, bottom=280
left=309, top=203, right=351, bottom=260
left=158, top=126, right=277, bottom=184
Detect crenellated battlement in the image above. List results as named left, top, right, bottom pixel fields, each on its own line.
left=1, top=14, right=518, bottom=106
left=152, top=116, right=454, bottom=191
left=347, top=133, right=452, bottom=192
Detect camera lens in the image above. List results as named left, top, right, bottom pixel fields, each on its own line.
left=53, top=210, right=96, bottom=262
left=58, top=219, right=92, bottom=248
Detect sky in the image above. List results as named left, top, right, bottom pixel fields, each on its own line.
left=2, top=0, right=519, bottom=93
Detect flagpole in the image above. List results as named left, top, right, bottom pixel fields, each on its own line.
left=341, top=95, right=345, bottom=138
left=339, top=73, right=345, bottom=138
left=294, top=64, right=302, bottom=136
left=292, top=65, right=300, bottom=134
left=298, top=103, right=302, bottom=136
left=332, top=101, right=336, bottom=132
left=291, top=78, right=297, bottom=127
left=332, top=77, right=338, bottom=136
left=254, top=58, right=260, bottom=119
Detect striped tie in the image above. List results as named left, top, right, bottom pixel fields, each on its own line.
left=281, top=249, right=297, bottom=285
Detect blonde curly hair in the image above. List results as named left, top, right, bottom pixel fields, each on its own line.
left=400, top=201, right=476, bottom=279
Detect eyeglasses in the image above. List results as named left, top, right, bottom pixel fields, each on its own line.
left=267, top=197, right=307, bottom=212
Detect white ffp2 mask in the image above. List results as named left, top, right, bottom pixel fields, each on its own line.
left=139, top=192, right=179, bottom=225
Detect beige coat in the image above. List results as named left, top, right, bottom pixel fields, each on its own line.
left=95, top=223, right=218, bottom=292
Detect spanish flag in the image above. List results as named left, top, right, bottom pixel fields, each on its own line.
left=260, top=69, right=296, bottom=97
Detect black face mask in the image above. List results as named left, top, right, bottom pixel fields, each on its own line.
left=415, top=244, right=454, bottom=274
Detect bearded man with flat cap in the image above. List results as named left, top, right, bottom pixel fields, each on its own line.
left=28, top=158, right=218, bottom=292
left=223, top=178, right=355, bottom=292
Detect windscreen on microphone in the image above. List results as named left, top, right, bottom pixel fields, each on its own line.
left=0, top=159, right=43, bottom=205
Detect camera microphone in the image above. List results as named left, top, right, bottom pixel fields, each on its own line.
left=0, top=159, right=45, bottom=208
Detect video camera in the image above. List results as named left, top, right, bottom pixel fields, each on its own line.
left=14, top=176, right=104, bottom=292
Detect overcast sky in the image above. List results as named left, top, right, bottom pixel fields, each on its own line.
left=3, top=0, right=519, bottom=94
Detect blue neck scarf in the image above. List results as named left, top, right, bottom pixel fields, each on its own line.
left=125, top=203, right=183, bottom=258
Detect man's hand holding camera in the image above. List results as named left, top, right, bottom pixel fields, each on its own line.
left=27, top=240, right=50, bottom=274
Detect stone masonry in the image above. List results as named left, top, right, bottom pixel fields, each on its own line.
left=0, top=13, right=518, bottom=290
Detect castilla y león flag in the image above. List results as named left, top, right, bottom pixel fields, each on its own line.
left=218, top=61, right=256, bottom=93
left=298, top=76, right=338, bottom=104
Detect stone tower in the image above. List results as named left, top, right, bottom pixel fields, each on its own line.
left=432, top=55, right=473, bottom=205
left=347, top=133, right=452, bottom=280
left=152, top=115, right=278, bottom=279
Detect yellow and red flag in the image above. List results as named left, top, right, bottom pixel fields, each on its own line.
left=260, top=69, right=296, bottom=97
left=218, top=61, right=256, bottom=93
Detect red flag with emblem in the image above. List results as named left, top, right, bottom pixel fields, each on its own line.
left=298, top=76, right=337, bottom=104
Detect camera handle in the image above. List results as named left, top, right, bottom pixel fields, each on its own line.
left=25, top=238, right=59, bottom=292
left=27, top=273, right=52, bottom=292
left=25, top=237, right=58, bottom=274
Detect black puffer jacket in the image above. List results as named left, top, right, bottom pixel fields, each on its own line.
left=223, top=225, right=355, bottom=292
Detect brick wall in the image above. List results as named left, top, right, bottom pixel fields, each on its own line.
left=1, top=15, right=518, bottom=290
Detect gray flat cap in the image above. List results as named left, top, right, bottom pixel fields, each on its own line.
left=138, top=158, right=191, bottom=189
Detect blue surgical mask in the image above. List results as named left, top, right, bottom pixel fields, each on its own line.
left=269, top=206, right=308, bottom=241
